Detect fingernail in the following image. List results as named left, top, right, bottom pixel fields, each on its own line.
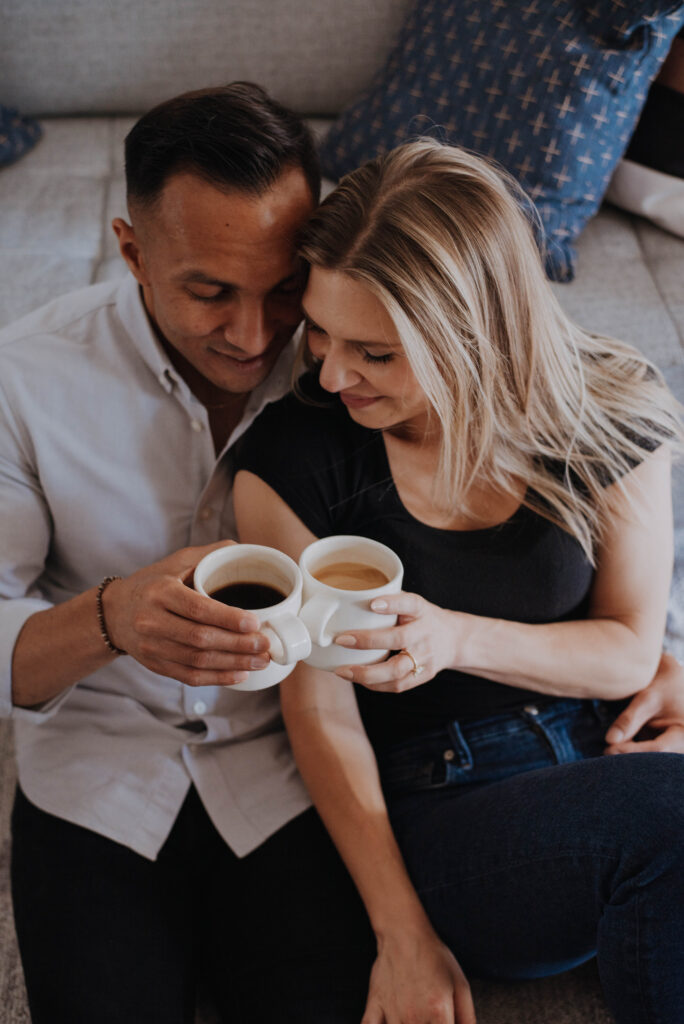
left=250, top=657, right=270, bottom=670
left=606, top=727, right=623, bottom=742
left=335, top=635, right=357, bottom=647
left=371, top=599, right=387, bottom=611
left=239, top=617, right=258, bottom=632
left=335, top=668, right=354, bottom=680
left=233, top=673, right=250, bottom=685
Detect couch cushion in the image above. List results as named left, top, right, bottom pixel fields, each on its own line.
left=319, top=0, right=684, bottom=280
left=0, top=0, right=410, bottom=118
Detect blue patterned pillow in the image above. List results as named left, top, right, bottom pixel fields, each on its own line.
left=320, top=1, right=684, bottom=281
left=0, top=105, right=42, bottom=169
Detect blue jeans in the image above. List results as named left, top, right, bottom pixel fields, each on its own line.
left=377, top=698, right=684, bottom=1024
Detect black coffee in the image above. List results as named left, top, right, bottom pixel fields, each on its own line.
left=208, top=581, right=287, bottom=609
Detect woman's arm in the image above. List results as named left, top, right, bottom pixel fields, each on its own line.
left=334, top=447, right=673, bottom=700
left=234, top=470, right=477, bottom=1024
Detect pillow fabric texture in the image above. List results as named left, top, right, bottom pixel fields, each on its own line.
left=0, top=105, right=42, bottom=168
left=320, top=0, right=684, bottom=281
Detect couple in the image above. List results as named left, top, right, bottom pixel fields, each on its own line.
left=2, top=83, right=683, bottom=1023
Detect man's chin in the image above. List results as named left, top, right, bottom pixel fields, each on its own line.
left=207, top=349, right=280, bottom=393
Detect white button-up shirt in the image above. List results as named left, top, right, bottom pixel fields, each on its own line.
left=0, top=274, right=311, bottom=859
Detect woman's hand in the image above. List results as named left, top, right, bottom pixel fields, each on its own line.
left=333, top=592, right=461, bottom=691
left=362, top=926, right=477, bottom=1024
left=605, top=652, right=684, bottom=753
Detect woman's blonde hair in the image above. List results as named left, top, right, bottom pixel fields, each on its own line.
left=298, top=139, right=682, bottom=562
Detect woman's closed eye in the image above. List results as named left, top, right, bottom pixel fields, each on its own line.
left=305, top=316, right=395, bottom=364
left=305, top=318, right=325, bottom=335
left=360, top=347, right=394, bottom=365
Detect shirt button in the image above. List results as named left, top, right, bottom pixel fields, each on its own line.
left=200, top=507, right=214, bottom=521
left=190, top=419, right=204, bottom=432
left=523, top=704, right=539, bottom=716
left=193, top=700, right=207, bottom=716
left=443, top=749, right=456, bottom=762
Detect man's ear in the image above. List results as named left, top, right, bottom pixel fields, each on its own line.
left=112, top=218, right=150, bottom=286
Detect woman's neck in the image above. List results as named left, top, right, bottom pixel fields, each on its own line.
left=382, top=430, right=525, bottom=531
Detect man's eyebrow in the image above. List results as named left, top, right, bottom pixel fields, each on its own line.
left=178, top=271, right=233, bottom=288
left=178, top=271, right=302, bottom=289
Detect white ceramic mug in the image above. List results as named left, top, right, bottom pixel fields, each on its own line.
left=298, top=535, right=404, bottom=671
left=193, top=544, right=312, bottom=691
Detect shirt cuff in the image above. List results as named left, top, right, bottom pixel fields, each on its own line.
left=0, top=597, right=71, bottom=720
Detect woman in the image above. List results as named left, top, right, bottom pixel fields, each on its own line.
left=233, top=141, right=684, bottom=1024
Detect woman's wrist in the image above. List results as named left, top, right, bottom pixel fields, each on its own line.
left=446, top=607, right=495, bottom=674
left=370, top=893, right=435, bottom=943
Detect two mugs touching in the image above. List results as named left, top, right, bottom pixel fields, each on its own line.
left=193, top=537, right=403, bottom=690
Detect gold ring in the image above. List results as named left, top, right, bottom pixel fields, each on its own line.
left=401, top=648, right=424, bottom=677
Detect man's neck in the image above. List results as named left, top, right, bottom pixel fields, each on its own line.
left=142, top=295, right=252, bottom=455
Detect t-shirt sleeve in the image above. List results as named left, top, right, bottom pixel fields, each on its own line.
left=543, top=423, right=664, bottom=493
left=234, top=377, right=355, bottom=539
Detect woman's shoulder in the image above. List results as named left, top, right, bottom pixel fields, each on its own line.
left=238, top=370, right=363, bottom=465
left=235, top=368, right=382, bottom=495
left=235, top=371, right=385, bottom=536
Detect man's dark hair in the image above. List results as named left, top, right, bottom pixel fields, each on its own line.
left=125, top=82, right=320, bottom=207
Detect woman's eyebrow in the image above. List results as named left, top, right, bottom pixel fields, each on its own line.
left=301, top=306, right=393, bottom=348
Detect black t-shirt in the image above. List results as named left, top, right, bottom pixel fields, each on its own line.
left=235, top=375, right=616, bottom=750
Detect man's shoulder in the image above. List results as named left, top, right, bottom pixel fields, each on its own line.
left=0, top=278, right=126, bottom=354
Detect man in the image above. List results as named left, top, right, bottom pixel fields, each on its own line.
left=1, top=82, right=683, bottom=1024
left=3, top=83, right=375, bottom=1024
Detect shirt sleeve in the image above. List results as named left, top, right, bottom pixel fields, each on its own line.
left=0, top=377, right=71, bottom=721
left=234, top=378, right=351, bottom=539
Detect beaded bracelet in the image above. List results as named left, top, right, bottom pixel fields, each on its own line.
left=96, top=575, right=126, bottom=656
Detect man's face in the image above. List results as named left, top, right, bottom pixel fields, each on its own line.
left=114, top=167, right=315, bottom=395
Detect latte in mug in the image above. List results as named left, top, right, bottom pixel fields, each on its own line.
left=298, top=535, right=404, bottom=671
left=312, top=561, right=389, bottom=591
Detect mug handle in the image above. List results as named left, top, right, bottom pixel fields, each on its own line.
left=297, top=593, right=339, bottom=648
left=262, top=612, right=312, bottom=666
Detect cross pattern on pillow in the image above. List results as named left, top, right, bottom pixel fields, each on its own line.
left=320, top=0, right=684, bottom=280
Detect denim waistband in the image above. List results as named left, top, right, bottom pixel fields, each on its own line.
left=377, top=697, right=626, bottom=798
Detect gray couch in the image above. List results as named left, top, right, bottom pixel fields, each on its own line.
left=2, top=2, right=683, bottom=1022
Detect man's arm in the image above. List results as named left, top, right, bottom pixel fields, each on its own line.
left=605, top=652, right=684, bottom=754
left=11, top=543, right=270, bottom=708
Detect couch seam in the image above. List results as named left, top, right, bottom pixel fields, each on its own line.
left=91, top=121, right=114, bottom=285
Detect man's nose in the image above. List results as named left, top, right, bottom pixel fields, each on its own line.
left=224, top=301, right=272, bottom=354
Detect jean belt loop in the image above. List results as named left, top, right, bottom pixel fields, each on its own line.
left=445, top=720, right=474, bottom=771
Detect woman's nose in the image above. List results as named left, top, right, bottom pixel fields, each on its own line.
left=317, top=347, right=363, bottom=393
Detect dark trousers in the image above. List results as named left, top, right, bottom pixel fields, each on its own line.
left=11, top=786, right=376, bottom=1024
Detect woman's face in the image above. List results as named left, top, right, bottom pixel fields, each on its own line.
left=302, top=267, right=431, bottom=434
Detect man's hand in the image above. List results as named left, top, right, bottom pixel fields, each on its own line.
left=103, top=542, right=270, bottom=686
left=361, top=927, right=476, bottom=1024
left=605, top=652, right=684, bottom=754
